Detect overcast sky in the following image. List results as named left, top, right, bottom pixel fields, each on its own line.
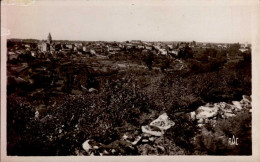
left=4, top=0, right=253, bottom=43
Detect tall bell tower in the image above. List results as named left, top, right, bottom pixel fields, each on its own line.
left=47, top=32, right=52, bottom=44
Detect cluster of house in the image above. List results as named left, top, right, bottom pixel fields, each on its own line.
left=7, top=33, right=251, bottom=61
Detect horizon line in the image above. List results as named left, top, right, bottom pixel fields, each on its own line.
left=7, top=38, right=250, bottom=45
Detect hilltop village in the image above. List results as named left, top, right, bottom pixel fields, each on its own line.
left=7, top=33, right=251, bottom=156
left=7, top=33, right=250, bottom=96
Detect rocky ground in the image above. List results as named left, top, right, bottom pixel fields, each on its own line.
left=76, top=95, right=251, bottom=156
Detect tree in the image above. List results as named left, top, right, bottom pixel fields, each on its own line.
left=178, top=45, right=193, bottom=59
left=160, top=57, right=171, bottom=72
left=204, top=48, right=217, bottom=58
left=143, top=53, right=154, bottom=70
left=228, top=43, right=240, bottom=56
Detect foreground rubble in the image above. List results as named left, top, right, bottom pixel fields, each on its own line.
left=79, top=95, right=251, bottom=155
left=190, top=95, right=251, bottom=127
left=80, top=113, right=176, bottom=155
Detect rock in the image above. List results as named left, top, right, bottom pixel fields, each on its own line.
left=149, top=113, right=175, bottom=130
left=111, top=149, right=116, bottom=154
left=139, top=144, right=157, bottom=155
left=242, top=95, right=251, bottom=103
left=141, top=125, right=163, bottom=136
left=89, top=88, right=97, bottom=93
left=35, top=110, right=39, bottom=119
left=232, top=101, right=242, bottom=110
left=154, top=136, right=164, bottom=145
left=190, top=111, right=196, bottom=120
left=82, top=140, right=92, bottom=153
left=224, top=112, right=236, bottom=118
left=210, top=119, right=217, bottom=125
left=149, top=137, right=155, bottom=142
left=75, top=149, right=84, bottom=156
left=216, top=103, right=239, bottom=118
left=81, top=85, right=88, bottom=90
left=156, top=146, right=165, bottom=152
left=118, top=64, right=127, bottom=68
left=216, top=102, right=227, bottom=109
left=141, top=113, right=175, bottom=136
left=219, top=103, right=234, bottom=113
left=198, top=124, right=204, bottom=127
left=122, top=134, right=128, bottom=140
left=244, top=102, right=252, bottom=109
left=35, top=105, right=48, bottom=119
left=197, top=118, right=204, bottom=124
left=205, top=103, right=214, bottom=107
left=196, top=106, right=219, bottom=119
left=132, top=136, right=142, bottom=145
left=142, top=133, right=151, bottom=138
left=103, top=150, right=109, bottom=155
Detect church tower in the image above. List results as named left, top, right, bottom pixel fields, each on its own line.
left=47, top=32, right=52, bottom=44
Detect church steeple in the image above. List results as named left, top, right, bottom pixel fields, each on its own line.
left=47, top=32, right=52, bottom=44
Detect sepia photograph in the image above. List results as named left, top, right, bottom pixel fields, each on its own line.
left=1, top=0, right=260, bottom=161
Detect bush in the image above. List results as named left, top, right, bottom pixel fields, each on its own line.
left=165, top=114, right=198, bottom=154
left=194, top=111, right=252, bottom=155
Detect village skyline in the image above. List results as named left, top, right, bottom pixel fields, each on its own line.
left=7, top=36, right=250, bottom=45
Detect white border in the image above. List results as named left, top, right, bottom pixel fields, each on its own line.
left=1, top=0, right=260, bottom=162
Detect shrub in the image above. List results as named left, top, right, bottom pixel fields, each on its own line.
left=194, top=111, right=252, bottom=155
left=165, top=114, right=198, bottom=154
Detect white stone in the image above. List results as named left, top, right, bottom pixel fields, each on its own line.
left=89, top=88, right=97, bottom=93
left=218, top=102, right=227, bottom=109
left=219, top=103, right=234, bottom=113
left=149, top=137, right=155, bottom=142
left=197, top=118, right=204, bottom=124
left=132, top=136, right=142, bottom=145
left=122, top=134, right=128, bottom=140
left=242, top=95, right=251, bottom=103
left=118, top=64, right=127, bottom=68
left=111, top=149, right=116, bottom=153
left=232, top=101, right=242, bottom=110
left=141, top=125, right=163, bottom=136
left=103, top=150, right=109, bottom=155
left=196, top=106, right=219, bottom=119
left=59, top=129, right=62, bottom=134
left=35, top=110, right=39, bottom=119
left=82, top=140, right=92, bottom=152
left=142, top=133, right=151, bottom=138
left=190, top=111, right=196, bottom=120
left=205, top=103, right=214, bottom=107
left=224, top=112, right=236, bottom=118
left=198, top=124, right=204, bottom=127
left=156, top=146, right=165, bottom=152
left=149, top=113, right=175, bottom=130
